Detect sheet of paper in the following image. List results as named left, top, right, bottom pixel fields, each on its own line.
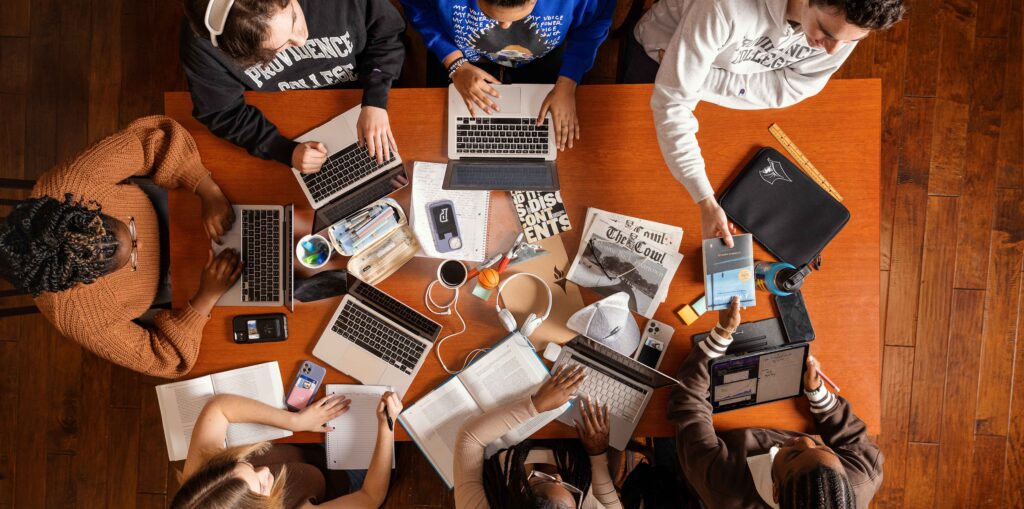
left=410, top=161, right=489, bottom=262
left=398, top=380, right=483, bottom=487
left=460, top=333, right=547, bottom=411
left=155, top=377, right=216, bottom=461
left=210, top=362, right=292, bottom=446
left=755, top=347, right=806, bottom=403
left=325, top=385, right=394, bottom=470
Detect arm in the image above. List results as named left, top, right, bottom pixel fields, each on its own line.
left=179, top=24, right=297, bottom=166
left=398, top=0, right=460, bottom=62
left=588, top=453, right=621, bottom=509
left=359, top=0, right=407, bottom=109
left=558, top=0, right=617, bottom=83
left=453, top=397, right=540, bottom=508
left=699, top=43, right=857, bottom=110
left=574, top=398, right=621, bottom=508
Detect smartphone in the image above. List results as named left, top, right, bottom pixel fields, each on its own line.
left=775, top=291, right=815, bottom=343
left=232, top=313, right=287, bottom=344
left=286, top=361, right=327, bottom=411
left=427, top=199, right=462, bottom=253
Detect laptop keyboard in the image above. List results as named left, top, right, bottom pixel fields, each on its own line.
left=332, top=301, right=426, bottom=375
left=455, top=117, right=549, bottom=155
left=241, top=209, right=280, bottom=303
left=564, top=356, right=648, bottom=422
left=350, top=282, right=442, bottom=338
left=301, top=142, right=397, bottom=203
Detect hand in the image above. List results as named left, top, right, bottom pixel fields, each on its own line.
left=195, top=175, right=235, bottom=244
left=452, top=62, right=501, bottom=116
left=292, top=141, right=328, bottom=174
left=804, top=355, right=822, bottom=391
left=292, top=395, right=351, bottom=432
left=717, top=296, right=741, bottom=335
left=699, top=196, right=735, bottom=247
left=389, top=172, right=408, bottom=190
left=532, top=365, right=585, bottom=413
left=191, top=248, right=243, bottom=314
left=376, top=391, right=403, bottom=429
left=357, top=106, right=397, bottom=165
left=574, top=396, right=610, bottom=455
left=538, top=77, right=579, bottom=150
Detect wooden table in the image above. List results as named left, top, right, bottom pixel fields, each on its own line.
left=165, top=81, right=881, bottom=442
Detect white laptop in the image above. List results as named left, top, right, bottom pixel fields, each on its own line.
left=312, top=276, right=441, bottom=396
left=447, top=83, right=557, bottom=161
left=214, top=204, right=294, bottom=311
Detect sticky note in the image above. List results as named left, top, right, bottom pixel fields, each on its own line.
left=691, top=295, right=707, bottom=315
left=676, top=305, right=699, bottom=325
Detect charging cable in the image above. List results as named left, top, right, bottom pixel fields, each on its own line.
left=424, top=281, right=489, bottom=374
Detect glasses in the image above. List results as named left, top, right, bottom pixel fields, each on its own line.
left=526, top=470, right=583, bottom=506
left=127, top=217, right=137, bottom=272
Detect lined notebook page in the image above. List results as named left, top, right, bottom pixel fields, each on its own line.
left=410, top=161, right=489, bottom=262
left=324, top=385, right=394, bottom=470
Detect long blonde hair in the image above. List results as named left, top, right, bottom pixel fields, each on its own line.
left=171, top=442, right=289, bottom=509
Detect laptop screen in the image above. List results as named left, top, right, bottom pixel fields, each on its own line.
left=569, top=335, right=679, bottom=389
left=709, top=343, right=809, bottom=413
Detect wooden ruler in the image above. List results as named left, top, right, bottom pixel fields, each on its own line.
left=768, top=123, right=843, bottom=202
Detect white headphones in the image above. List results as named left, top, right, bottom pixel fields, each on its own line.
left=495, top=272, right=553, bottom=338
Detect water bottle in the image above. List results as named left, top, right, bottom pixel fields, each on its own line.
left=754, top=261, right=797, bottom=296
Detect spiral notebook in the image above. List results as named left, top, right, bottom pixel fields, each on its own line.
left=324, top=384, right=395, bottom=470
left=411, top=161, right=490, bottom=262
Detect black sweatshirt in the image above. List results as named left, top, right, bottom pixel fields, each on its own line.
left=180, top=0, right=405, bottom=166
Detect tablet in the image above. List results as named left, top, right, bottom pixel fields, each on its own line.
left=708, top=342, right=809, bottom=413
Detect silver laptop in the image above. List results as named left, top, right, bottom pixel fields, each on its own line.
left=292, top=105, right=408, bottom=233
left=312, top=277, right=441, bottom=397
left=447, top=84, right=556, bottom=161
left=553, top=335, right=680, bottom=450
left=214, top=204, right=294, bottom=311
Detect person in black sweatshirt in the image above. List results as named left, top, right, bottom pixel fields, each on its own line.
left=181, top=0, right=406, bottom=172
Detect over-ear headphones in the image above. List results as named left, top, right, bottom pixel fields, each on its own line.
left=495, top=273, right=553, bottom=338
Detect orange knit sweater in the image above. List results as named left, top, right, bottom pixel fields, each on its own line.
left=32, top=116, right=212, bottom=378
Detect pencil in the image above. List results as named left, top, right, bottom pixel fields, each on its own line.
left=816, top=368, right=841, bottom=393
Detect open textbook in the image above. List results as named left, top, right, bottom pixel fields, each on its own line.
left=155, top=362, right=292, bottom=461
left=567, top=208, right=684, bottom=318
left=398, top=333, right=568, bottom=488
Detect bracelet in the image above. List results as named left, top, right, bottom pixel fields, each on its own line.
left=447, top=57, right=468, bottom=80
left=716, top=322, right=736, bottom=334
left=588, top=448, right=609, bottom=457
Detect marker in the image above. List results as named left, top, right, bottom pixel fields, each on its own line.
left=385, top=409, right=394, bottom=431
left=816, top=368, right=841, bottom=393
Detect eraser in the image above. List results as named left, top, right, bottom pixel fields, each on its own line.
left=676, top=305, right=699, bottom=326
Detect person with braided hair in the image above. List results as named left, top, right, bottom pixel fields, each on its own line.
left=0, top=115, right=242, bottom=378
left=669, top=297, right=882, bottom=509
left=453, top=365, right=623, bottom=509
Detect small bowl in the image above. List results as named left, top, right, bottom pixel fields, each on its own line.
left=296, top=234, right=332, bottom=269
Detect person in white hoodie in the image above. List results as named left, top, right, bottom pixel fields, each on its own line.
left=629, top=0, right=903, bottom=247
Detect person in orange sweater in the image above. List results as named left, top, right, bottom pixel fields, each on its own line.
left=0, top=116, right=242, bottom=378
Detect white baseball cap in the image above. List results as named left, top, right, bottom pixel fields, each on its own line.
left=566, top=292, right=641, bottom=356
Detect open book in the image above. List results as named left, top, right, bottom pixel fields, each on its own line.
left=398, top=333, right=567, bottom=488
left=155, top=361, right=292, bottom=461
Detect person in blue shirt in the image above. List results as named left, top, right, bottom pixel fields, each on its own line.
left=401, top=0, right=616, bottom=151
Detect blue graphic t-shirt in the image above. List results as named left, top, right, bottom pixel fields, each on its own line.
left=400, top=0, right=615, bottom=83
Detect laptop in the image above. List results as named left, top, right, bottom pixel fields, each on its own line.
left=312, top=276, right=442, bottom=396
left=292, top=105, right=409, bottom=234
left=214, top=204, right=294, bottom=311
left=552, top=335, right=680, bottom=450
left=444, top=84, right=559, bottom=191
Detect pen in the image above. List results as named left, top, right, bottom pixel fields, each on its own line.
left=466, top=253, right=503, bottom=280
left=356, top=208, right=394, bottom=236
left=816, top=368, right=841, bottom=393
left=385, top=409, right=394, bottom=431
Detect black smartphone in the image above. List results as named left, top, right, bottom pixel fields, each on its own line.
left=775, top=291, right=814, bottom=343
left=232, top=313, right=288, bottom=344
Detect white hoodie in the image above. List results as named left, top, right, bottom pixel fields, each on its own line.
left=636, top=0, right=856, bottom=202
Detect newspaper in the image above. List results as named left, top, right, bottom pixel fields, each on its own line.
left=566, top=208, right=684, bottom=318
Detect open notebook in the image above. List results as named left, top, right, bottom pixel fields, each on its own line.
left=155, top=361, right=292, bottom=461
left=324, top=384, right=395, bottom=470
left=398, top=333, right=567, bottom=488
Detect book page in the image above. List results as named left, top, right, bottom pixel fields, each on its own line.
left=155, top=376, right=216, bottom=461
left=325, top=385, right=394, bottom=470
left=460, top=334, right=548, bottom=411
left=210, top=362, right=292, bottom=446
left=398, top=379, right=482, bottom=487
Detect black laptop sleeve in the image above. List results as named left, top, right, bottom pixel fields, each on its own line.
left=719, top=147, right=850, bottom=268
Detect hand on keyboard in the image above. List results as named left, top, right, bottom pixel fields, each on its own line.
left=538, top=76, right=580, bottom=151
left=451, top=62, right=501, bottom=116
left=357, top=105, right=397, bottom=165
left=574, top=396, right=610, bottom=455
left=532, top=365, right=585, bottom=413
left=293, top=141, right=328, bottom=174
left=192, top=248, right=242, bottom=315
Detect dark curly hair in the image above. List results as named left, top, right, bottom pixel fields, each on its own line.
left=482, top=439, right=591, bottom=509
left=184, top=0, right=291, bottom=67
left=0, top=194, right=120, bottom=296
left=778, top=465, right=857, bottom=509
left=809, top=0, right=905, bottom=30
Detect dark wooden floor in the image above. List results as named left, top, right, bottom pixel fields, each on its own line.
left=1, top=0, right=1021, bottom=507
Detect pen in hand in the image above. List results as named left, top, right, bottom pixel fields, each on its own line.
left=386, top=410, right=394, bottom=431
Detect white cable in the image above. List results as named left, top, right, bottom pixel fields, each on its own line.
left=424, top=281, right=489, bottom=374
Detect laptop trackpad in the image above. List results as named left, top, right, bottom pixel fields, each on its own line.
left=492, top=86, right=522, bottom=114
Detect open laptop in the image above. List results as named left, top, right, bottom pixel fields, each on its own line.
left=292, top=105, right=409, bottom=234
left=214, top=204, right=294, bottom=311
left=444, top=84, right=559, bottom=191
left=552, top=335, right=680, bottom=450
left=312, top=276, right=442, bottom=396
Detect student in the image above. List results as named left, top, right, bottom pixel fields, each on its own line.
left=181, top=0, right=406, bottom=171
left=0, top=116, right=242, bottom=378
left=629, top=0, right=904, bottom=246
left=453, top=365, right=623, bottom=508
left=172, top=391, right=402, bottom=508
left=400, top=0, right=616, bottom=150
left=671, top=297, right=883, bottom=508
